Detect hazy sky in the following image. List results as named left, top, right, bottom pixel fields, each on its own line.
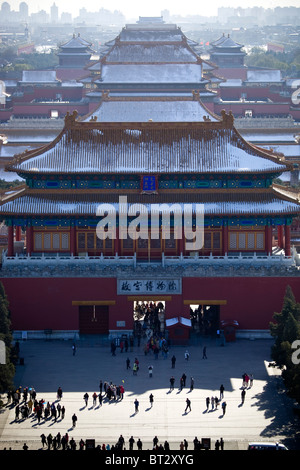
left=6, top=0, right=300, bottom=19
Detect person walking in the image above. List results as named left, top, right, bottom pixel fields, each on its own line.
left=57, top=387, right=63, bottom=400
left=137, top=438, right=143, bottom=450
left=190, top=377, right=194, bottom=391
left=171, top=355, right=176, bottom=368
left=149, top=393, right=154, bottom=407
left=92, top=392, right=98, bottom=406
left=185, top=398, right=191, bottom=413
left=72, top=413, right=77, bottom=427
left=83, top=392, right=89, bottom=407
left=220, top=384, right=225, bottom=400
left=40, top=433, right=47, bottom=448
left=211, top=396, right=215, bottom=410
left=129, top=436, right=135, bottom=451
left=206, top=396, right=210, bottom=410
left=221, top=401, right=227, bottom=416
left=134, top=398, right=139, bottom=413
left=61, top=405, right=65, bottom=420
left=148, top=365, right=153, bottom=378
left=249, top=374, right=254, bottom=388
left=202, top=346, right=207, bottom=359
left=98, top=393, right=103, bottom=407
left=185, top=350, right=190, bottom=361
left=170, top=376, right=175, bottom=391
left=57, top=402, right=61, bottom=418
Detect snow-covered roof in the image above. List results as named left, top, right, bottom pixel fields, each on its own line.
left=83, top=97, right=219, bottom=123
left=116, top=24, right=184, bottom=43
left=246, top=69, right=282, bottom=83
left=20, top=71, right=59, bottom=84
left=7, top=114, right=289, bottom=176
left=105, top=43, right=199, bottom=63
left=211, top=34, right=244, bottom=49
left=98, top=63, right=203, bottom=84
left=0, top=190, right=299, bottom=217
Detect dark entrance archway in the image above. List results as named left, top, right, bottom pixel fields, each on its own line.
left=189, top=303, right=220, bottom=336
left=133, top=300, right=166, bottom=339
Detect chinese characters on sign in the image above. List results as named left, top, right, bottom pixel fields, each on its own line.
left=142, top=175, right=156, bottom=192
left=118, top=279, right=181, bottom=295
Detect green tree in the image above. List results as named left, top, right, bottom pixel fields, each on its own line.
left=270, top=285, right=300, bottom=404
left=0, top=282, right=15, bottom=393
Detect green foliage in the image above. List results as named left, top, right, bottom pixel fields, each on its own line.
left=0, top=48, right=58, bottom=72
left=245, top=48, right=300, bottom=76
left=270, top=286, right=300, bottom=404
left=0, top=179, right=24, bottom=190
left=0, top=282, right=15, bottom=393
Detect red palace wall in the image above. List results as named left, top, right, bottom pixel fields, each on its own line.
left=1, top=276, right=300, bottom=333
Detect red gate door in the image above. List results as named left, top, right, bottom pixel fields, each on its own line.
left=79, top=305, right=109, bottom=334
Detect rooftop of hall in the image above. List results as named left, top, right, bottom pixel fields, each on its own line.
left=59, top=33, right=93, bottom=50
left=210, top=33, right=245, bottom=50
left=4, top=108, right=292, bottom=176
left=0, top=187, right=299, bottom=218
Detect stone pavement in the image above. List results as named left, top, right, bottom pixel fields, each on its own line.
left=0, top=337, right=299, bottom=451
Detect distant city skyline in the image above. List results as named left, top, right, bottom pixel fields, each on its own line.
left=3, top=0, right=300, bottom=20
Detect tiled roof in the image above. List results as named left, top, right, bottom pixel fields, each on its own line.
left=105, top=43, right=199, bottom=63
left=82, top=97, right=219, bottom=123
left=0, top=190, right=299, bottom=217
left=7, top=114, right=289, bottom=176
left=98, top=63, right=204, bottom=84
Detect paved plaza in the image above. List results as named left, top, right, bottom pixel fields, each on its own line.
left=0, top=337, right=299, bottom=451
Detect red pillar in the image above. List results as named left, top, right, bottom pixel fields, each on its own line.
left=265, top=223, right=272, bottom=255
left=7, top=224, right=14, bottom=256
left=285, top=224, right=291, bottom=256
left=115, top=226, right=123, bottom=256
left=26, top=226, right=33, bottom=255
left=15, top=226, right=22, bottom=242
left=222, top=223, right=228, bottom=255
left=70, top=224, right=76, bottom=255
left=277, top=225, right=284, bottom=249
left=179, top=225, right=184, bottom=255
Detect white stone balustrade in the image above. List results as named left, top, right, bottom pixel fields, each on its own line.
left=1, top=250, right=297, bottom=269
left=2, top=251, right=137, bottom=268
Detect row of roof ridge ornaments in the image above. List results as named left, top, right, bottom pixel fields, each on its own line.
left=63, top=109, right=234, bottom=128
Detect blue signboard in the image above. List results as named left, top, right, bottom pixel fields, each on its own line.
left=142, top=175, right=156, bottom=192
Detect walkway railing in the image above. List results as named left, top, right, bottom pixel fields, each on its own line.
left=162, top=251, right=297, bottom=267
left=1, top=249, right=298, bottom=269
left=1, top=251, right=137, bottom=268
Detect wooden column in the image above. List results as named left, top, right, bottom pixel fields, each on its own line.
left=15, top=226, right=22, bottom=242
left=70, top=223, right=76, bottom=256
left=179, top=225, right=184, bottom=255
left=26, top=225, right=33, bottom=256
left=265, top=223, right=272, bottom=255
left=222, top=222, right=228, bottom=255
left=285, top=224, right=291, bottom=256
left=277, top=224, right=284, bottom=249
left=115, top=226, right=121, bottom=256
left=7, top=223, right=14, bottom=256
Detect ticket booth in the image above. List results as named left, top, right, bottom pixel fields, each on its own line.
left=220, top=319, right=239, bottom=342
left=166, top=317, right=191, bottom=345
